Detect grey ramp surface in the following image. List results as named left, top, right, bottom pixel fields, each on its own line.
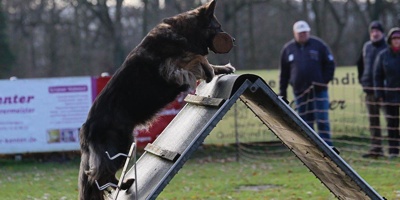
left=113, top=74, right=384, bottom=200
left=113, top=74, right=254, bottom=200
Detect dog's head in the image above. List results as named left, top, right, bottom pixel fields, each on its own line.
left=163, top=0, right=234, bottom=55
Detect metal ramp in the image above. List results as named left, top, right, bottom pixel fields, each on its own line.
left=112, top=74, right=385, bottom=200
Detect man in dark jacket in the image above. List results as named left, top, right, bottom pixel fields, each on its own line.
left=358, top=21, right=387, bottom=158
left=374, top=27, right=400, bottom=159
left=279, top=20, right=336, bottom=146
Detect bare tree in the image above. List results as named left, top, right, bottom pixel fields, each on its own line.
left=0, top=0, right=14, bottom=78
left=3, top=0, right=400, bottom=79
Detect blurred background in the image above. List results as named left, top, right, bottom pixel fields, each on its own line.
left=1, top=0, right=400, bottom=78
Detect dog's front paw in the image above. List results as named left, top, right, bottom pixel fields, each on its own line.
left=212, top=63, right=236, bottom=75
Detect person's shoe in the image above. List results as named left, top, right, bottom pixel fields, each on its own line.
left=362, top=152, right=385, bottom=159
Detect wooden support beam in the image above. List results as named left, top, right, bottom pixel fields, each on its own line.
left=184, top=94, right=226, bottom=107
left=144, top=143, right=180, bottom=162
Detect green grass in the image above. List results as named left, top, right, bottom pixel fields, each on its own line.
left=1, top=146, right=399, bottom=199
left=1, top=67, right=399, bottom=199
left=0, top=158, right=79, bottom=200
left=161, top=161, right=332, bottom=200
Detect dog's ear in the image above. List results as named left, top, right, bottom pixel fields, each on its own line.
left=204, top=0, right=216, bottom=20
left=163, top=17, right=175, bottom=26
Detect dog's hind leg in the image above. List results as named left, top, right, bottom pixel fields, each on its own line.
left=79, top=150, right=107, bottom=200
left=120, top=179, right=135, bottom=190
left=96, top=141, right=136, bottom=190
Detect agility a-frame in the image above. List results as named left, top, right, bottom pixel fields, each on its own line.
left=111, top=74, right=385, bottom=200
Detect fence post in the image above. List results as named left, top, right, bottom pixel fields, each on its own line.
left=234, top=103, right=239, bottom=162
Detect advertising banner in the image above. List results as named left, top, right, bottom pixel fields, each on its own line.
left=0, top=75, right=186, bottom=154
left=0, top=77, right=93, bottom=154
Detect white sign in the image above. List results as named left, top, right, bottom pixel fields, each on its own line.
left=0, top=77, right=94, bottom=154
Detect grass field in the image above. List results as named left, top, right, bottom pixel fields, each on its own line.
left=1, top=67, right=400, bottom=199
left=1, top=146, right=399, bottom=199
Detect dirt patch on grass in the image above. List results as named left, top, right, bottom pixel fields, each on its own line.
left=236, top=184, right=282, bottom=192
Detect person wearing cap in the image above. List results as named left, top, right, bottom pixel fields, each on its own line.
left=279, top=20, right=336, bottom=146
left=358, top=21, right=387, bottom=158
left=373, top=27, right=400, bottom=159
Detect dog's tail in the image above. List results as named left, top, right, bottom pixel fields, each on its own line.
left=78, top=150, right=106, bottom=200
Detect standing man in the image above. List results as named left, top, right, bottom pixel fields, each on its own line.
left=357, top=21, right=387, bottom=158
left=279, top=20, right=336, bottom=146
left=374, top=27, right=400, bottom=159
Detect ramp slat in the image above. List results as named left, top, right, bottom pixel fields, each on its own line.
left=144, top=143, right=180, bottom=162
left=184, top=94, right=226, bottom=107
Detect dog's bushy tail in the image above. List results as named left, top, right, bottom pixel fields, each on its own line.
left=78, top=150, right=105, bottom=200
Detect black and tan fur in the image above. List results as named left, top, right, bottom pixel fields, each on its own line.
left=78, top=1, right=235, bottom=199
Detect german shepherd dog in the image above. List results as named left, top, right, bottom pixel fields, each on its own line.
left=78, top=0, right=235, bottom=199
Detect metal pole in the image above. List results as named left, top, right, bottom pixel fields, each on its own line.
left=234, top=102, right=239, bottom=162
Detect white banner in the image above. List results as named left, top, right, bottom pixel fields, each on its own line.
left=0, top=77, right=94, bottom=154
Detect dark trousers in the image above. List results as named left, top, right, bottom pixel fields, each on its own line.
left=384, top=104, right=400, bottom=155
left=365, top=93, right=382, bottom=152
left=295, top=89, right=332, bottom=146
